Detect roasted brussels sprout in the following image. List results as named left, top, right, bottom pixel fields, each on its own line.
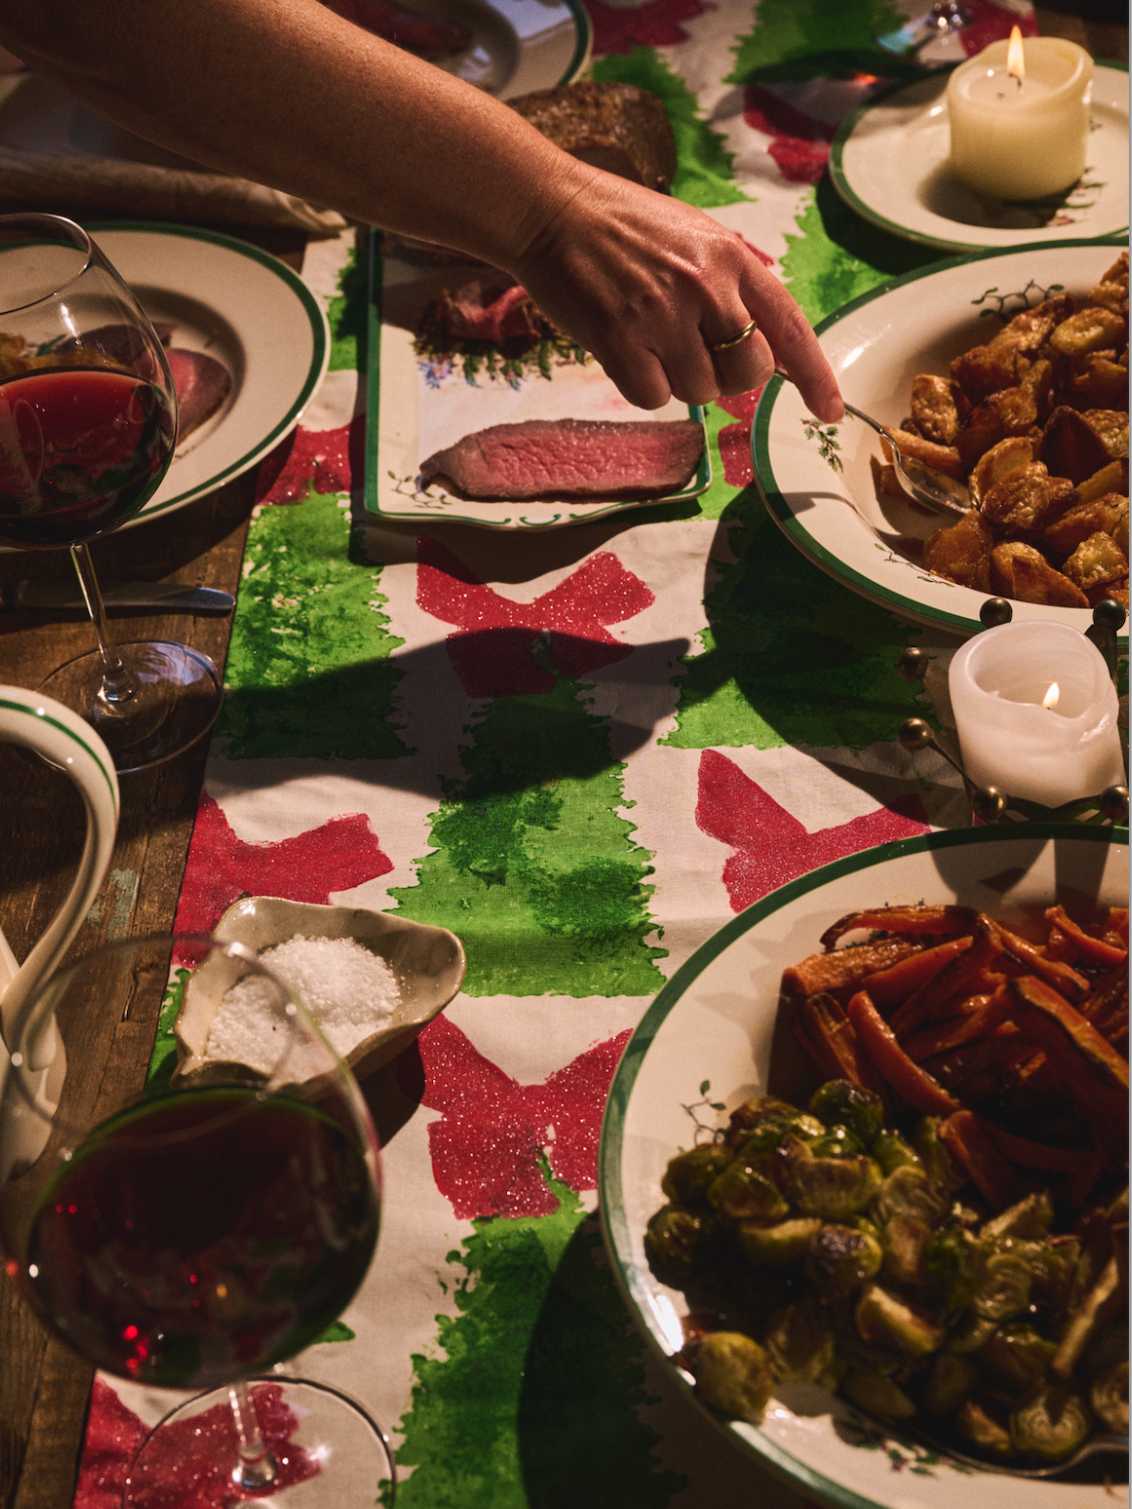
left=689, top=1331, right=774, bottom=1423
left=808, top=1125, right=867, bottom=1160
left=872, top=1130, right=922, bottom=1176
left=726, top=1096, right=818, bottom=1148
left=913, top=1116, right=960, bottom=1192
left=765, top=1299, right=838, bottom=1386
left=971, top=1244, right=1034, bottom=1322
left=708, top=1158, right=789, bottom=1223
left=855, top=1283, right=945, bottom=1358
left=809, top=1080, right=885, bottom=1146
left=957, top=1399, right=1013, bottom=1458
left=737, top=1216, right=821, bottom=1268
left=735, top=1112, right=824, bottom=1160
left=981, top=1190, right=1054, bottom=1242
left=945, top=1312, right=999, bottom=1356
left=922, top=1353, right=978, bottom=1416
left=661, top=1143, right=732, bottom=1206
left=882, top=1215, right=931, bottom=1290
left=843, top=1367, right=917, bottom=1420
left=1085, top=1329, right=1129, bottom=1434
left=980, top=1323, right=1057, bottom=1403
left=805, top=1222, right=883, bottom=1299
left=873, top=1165, right=949, bottom=1228
left=644, top=1206, right=709, bottom=1285
left=778, top=1137, right=882, bottom=1221
left=924, top=1226, right=977, bottom=1317
left=1009, top=1385, right=1091, bottom=1461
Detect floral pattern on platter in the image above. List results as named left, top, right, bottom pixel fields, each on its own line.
left=801, top=416, right=844, bottom=473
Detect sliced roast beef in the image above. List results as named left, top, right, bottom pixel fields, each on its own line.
left=420, top=276, right=549, bottom=353
left=420, top=418, right=704, bottom=500
left=166, top=349, right=232, bottom=441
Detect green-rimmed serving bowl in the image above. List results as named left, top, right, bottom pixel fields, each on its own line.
left=753, top=238, right=1127, bottom=639
left=599, top=824, right=1127, bottom=1509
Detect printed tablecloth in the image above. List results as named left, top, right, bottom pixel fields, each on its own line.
left=75, top=1, right=1043, bottom=1503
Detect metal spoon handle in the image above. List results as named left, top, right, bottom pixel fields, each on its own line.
left=772, top=370, right=888, bottom=437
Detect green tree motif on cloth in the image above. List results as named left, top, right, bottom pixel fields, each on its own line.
left=218, top=492, right=407, bottom=759
left=592, top=49, right=750, bottom=208
left=727, top=0, right=905, bottom=80
left=388, top=1177, right=682, bottom=1508
left=327, top=238, right=367, bottom=373
left=392, top=681, right=664, bottom=997
left=664, top=500, right=923, bottom=750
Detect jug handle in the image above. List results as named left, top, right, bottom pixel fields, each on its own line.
left=0, top=687, right=120, bottom=1066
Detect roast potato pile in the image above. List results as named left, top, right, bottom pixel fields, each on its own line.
left=876, top=253, right=1129, bottom=609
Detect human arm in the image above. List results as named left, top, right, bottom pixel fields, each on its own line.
left=0, top=0, right=842, bottom=418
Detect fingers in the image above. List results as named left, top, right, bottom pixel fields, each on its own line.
left=595, top=343, right=672, bottom=411
left=739, top=262, right=843, bottom=423
left=706, top=321, right=776, bottom=399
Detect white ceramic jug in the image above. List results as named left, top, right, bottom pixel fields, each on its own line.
left=0, top=685, right=119, bottom=1162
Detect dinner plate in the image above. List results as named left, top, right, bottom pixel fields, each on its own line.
left=362, top=241, right=711, bottom=530
left=829, top=63, right=1129, bottom=254
left=431, top=0, right=591, bottom=97
left=754, top=238, right=1127, bottom=639
left=599, top=823, right=1128, bottom=1509
left=80, top=225, right=329, bottom=530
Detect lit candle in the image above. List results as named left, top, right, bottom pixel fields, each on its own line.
left=948, top=622, right=1125, bottom=808
left=947, top=29, right=1093, bottom=201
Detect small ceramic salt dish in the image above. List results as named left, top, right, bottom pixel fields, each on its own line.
left=174, top=895, right=466, bottom=1085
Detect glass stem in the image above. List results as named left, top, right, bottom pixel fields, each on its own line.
left=69, top=543, right=136, bottom=706
left=228, top=1381, right=277, bottom=1492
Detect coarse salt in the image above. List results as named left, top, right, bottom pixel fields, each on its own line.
left=205, top=933, right=401, bottom=1078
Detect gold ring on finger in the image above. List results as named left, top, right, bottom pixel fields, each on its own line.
left=709, top=317, right=758, bottom=354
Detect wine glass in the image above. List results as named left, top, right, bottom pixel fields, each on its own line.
left=0, top=933, right=396, bottom=1504
left=0, top=213, right=222, bottom=772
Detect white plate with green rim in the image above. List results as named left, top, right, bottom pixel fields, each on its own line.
left=363, top=239, right=711, bottom=531
left=432, top=0, right=591, bottom=98
left=90, top=223, right=328, bottom=531
left=599, top=823, right=1128, bottom=1509
left=754, top=238, right=1128, bottom=640
left=829, top=63, right=1128, bottom=255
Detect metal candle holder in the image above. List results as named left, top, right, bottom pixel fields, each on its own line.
left=898, top=597, right=1129, bottom=827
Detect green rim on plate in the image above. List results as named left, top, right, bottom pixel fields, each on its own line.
left=90, top=221, right=328, bottom=519
left=0, top=695, right=119, bottom=813
left=560, top=0, right=592, bottom=86
left=828, top=61, right=1130, bottom=254
left=752, top=235, right=1129, bottom=640
left=599, top=822, right=1127, bottom=1509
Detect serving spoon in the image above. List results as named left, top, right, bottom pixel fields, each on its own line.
left=773, top=370, right=974, bottom=518
left=910, top=1425, right=1128, bottom=1480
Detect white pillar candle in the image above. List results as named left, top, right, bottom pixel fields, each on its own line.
left=948, top=622, right=1125, bottom=808
left=947, top=33, right=1093, bottom=201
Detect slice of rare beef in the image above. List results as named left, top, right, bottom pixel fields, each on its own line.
left=420, top=418, right=704, bottom=501
left=166, top=349, right=233, bottom=441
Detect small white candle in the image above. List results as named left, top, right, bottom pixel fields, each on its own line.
left=948, top=622, right=1125, bottom=808
left=947, top=31, right=1093, bottom=201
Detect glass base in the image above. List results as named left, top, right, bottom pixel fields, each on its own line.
left=40, top=639, right=222, bottom=774
left=122, top=1376, right=397, bottom=1505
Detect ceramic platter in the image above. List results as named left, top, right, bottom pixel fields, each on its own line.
left=92, top=224, right=329, bottom=530
left=829, top=63, right=1128, bottom=254
left=363, top=243, right=711, bottom=531
left=753, top=239, right=1127, bottom=638
left=429, top=0, right=591, bottom=97
left=600, top=824, right=1127, bottom=1509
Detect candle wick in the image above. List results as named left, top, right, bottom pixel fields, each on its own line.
left=1011, top=72, right=1023, bottom=90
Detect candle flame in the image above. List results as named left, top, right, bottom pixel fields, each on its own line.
left=1042, top=681, right=1060, bottom=711
left=1006, top=25, right=1026, bottom=84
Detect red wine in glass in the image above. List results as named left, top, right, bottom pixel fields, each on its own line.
left=22, top=1086, right=379, bottom=1389
left=0, top=366, right=176, bottom=549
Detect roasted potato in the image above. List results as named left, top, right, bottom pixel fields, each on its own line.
left=1061, top=530, right=1129, bottom=594
left=989, top=543, right=1089, bottom=607
left=1049, top=307, right=1128, bottom=358
left=1082, top=408, right=1128, bottom=459
left=1075, top=458, right=1129, bottom=503
left=923, top=514, right=994, bottom=590
left=950, top=342, right=1027, bottom=402
left=1042, top=493, right=1129, bottom=561
left=910, top=374, right=965, bottom=445
left=885, top=428, right=965, bottom=480
left=981, top=465, right=1074, bottom=536
left=1067, top=355, right=1129, bottom=411
left=970, top=436, right=1037, bottom=506
left=1039, top=406, right=1114, bottom=484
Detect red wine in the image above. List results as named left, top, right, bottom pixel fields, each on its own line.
left=19, top=1087, right=379, bottom=1389
left=0, top=366, right=174, bottom=548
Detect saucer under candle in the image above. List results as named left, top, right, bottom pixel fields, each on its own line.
left=948, top=622, right=1124, bottom=809
left=946, top=32, right=1093, bottom=201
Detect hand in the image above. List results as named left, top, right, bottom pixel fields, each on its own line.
left=510, top=166, right=844, bottom=422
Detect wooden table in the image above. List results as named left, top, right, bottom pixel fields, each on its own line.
left=0, top=228, right=305, bottom=1509
left=0, top=7, right=1124, bottom=1501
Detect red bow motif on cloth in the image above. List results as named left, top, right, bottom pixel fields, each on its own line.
left=173, top=792, right=393, bottom=940
left=417, top=541, right=655, bottom=697
left=254, top=416, right=362, bottom=505
left=586, top=0, right=713, bottom=57
left=958, top=1, right=1037, bottom=56
left=697, top=749, right=928, bottom=913
left=418, top=1015, right=631, bottom=1219
left=75, top=1380, right=318, bottom=1508
left=743, top=85, right=837, bottom=185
